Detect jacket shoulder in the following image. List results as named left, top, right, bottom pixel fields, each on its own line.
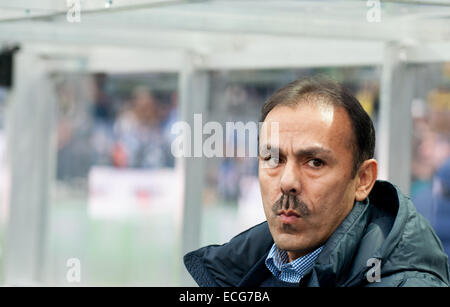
left=184, top=221, right=273, bottom=286
left=366, top=271, right=449, bottom=287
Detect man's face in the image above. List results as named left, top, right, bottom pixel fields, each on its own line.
left=258, top=102, right=359, bottom=260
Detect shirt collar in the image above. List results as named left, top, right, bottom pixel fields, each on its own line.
left=265, top=243, right=323, bottom=283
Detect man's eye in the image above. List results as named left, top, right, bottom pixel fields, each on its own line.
left=260, top=154, right=280, bottom=168
left=262, top=155, right=278, bottom=163
left=307, top=159, right=324, bottom=168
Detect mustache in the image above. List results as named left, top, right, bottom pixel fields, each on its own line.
left=271, top=194, right=310, bottom=217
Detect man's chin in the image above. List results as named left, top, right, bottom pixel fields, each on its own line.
left=272, top=232, right=306, bottom=252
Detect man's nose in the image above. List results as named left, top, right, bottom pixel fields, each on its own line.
left=280, top=160, right=301, bottom=195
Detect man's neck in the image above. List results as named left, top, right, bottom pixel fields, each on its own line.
left=287, top=247, right=320, bottom=262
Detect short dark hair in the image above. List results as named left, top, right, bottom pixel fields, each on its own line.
left=260, top=77, right=376, bottom=177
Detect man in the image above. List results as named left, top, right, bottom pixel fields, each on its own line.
left=184, top=78, right=450, bottom=287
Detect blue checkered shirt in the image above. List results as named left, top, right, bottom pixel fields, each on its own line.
left=265, top=244, right=323, bottom=283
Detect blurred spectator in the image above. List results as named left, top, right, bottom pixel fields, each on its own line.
left=90, top=74, right=116, bottom=166
left=161, top=92, right=178, bottom=167
left=411, top=87, right=450, bottom=258
left=432, top=158, right=450, bottom=257
left=218, top=129, right=258, bottom=203
left=113, top=86, right=170, bottom=169
left=91, top=73, right=115, bottom=123
left=56, top=75, right=97, bottom=181
left=414, top=158, right=450, bottom=258
left=412, top=129, right=450, bottom=213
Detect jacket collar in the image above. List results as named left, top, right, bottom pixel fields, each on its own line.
left=312, top=197, right=371, bottom=287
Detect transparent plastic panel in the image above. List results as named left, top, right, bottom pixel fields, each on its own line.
left=47, top=72, right=181, bottom=286
left=410, top=63, right=450, bottom=258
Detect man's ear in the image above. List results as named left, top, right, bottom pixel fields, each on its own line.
left=355, top=159, right=378, bottom=202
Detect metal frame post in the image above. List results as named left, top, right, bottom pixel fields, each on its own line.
left=4, top=50, right=56, bottom=285
left=178, top=52, right=209, bottom=285
left=378, top=42, right=414, bottom=195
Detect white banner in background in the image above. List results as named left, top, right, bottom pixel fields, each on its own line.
left=88, top=166, right=183, bottom=220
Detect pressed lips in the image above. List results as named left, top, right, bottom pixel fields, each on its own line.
left=277, top=209, right=301, bottom=224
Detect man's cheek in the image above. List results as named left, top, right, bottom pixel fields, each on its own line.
left=263, top=205, right=274, bottom=221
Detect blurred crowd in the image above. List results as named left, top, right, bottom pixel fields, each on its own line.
left=56, top=73, right=178, bottom=184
